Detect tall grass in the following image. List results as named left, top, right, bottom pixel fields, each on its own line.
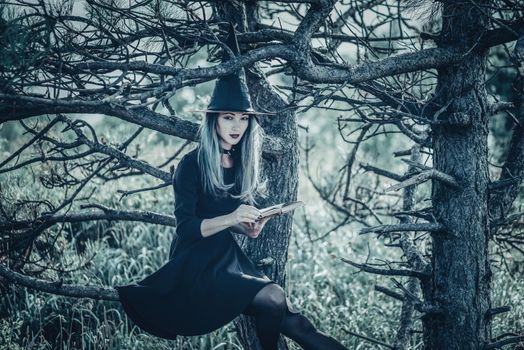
left=1, top=119, right=522, bottom=350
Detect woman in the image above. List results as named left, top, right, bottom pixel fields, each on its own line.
left=116, top=24, right=348, bottom=350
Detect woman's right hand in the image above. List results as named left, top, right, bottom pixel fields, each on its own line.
left=228, top=204, right=261, bottom=225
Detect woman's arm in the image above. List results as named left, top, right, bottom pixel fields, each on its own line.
left=201, top=204, right=263, bottom=238
left=200, top=214, right=237, bottom=238
left=173, top=155, right=208, bottom=243
left=229, top=217, right=271, bottom=238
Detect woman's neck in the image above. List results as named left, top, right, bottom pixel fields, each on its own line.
left=222, top=154, right=234, bottom=168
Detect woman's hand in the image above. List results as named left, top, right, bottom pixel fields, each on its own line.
left=228, top=204, right=261, bottom=226
left=241, top=216, right=271, bottom=238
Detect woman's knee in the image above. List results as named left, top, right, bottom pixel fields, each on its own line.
left=253, top=283, right=287, bottom=317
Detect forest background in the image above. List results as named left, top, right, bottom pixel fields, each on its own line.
left=1, top=0, right=524, bottom=349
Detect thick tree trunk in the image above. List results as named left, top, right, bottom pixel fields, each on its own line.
left=425, top=2, right=492, bottom=349
left=213, top=4, right=299, bottom=349
left=234, top=69, right=299, bottom=350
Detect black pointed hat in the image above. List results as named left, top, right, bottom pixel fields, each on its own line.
left=192, top=23, right=274, bottom=116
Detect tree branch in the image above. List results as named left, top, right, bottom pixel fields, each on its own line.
left=359, top=223, right=444, bottom=236
left=339, top=256, right=430, bottom=280
left=484, top=335, right=524, bottom=350
left=385, top=169, right=460, bottom=192
left=0, top=263, right=118, bottom=301
left=0, top=207, right=177, bottom=232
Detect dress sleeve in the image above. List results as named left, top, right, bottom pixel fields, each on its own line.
left=173, top=155, right=204, bottom=243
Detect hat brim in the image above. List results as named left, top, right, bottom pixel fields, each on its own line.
left=188, top=109, right=276, bottom=115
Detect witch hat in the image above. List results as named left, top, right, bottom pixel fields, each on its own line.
left=191, top=23, right=274, bottom=116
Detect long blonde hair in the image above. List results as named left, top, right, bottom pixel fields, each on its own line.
left=196, top=112, right=267, bottom=205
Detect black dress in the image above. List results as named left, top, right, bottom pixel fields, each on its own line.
left=115, top=148, right=298, bottom=340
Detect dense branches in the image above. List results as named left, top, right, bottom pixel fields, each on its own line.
left=1, top=0, right=524, bottom=349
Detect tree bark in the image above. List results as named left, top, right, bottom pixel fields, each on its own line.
left=425, top=2, right=492, bottom=349
left=233, top=67, right=299, bottom=350
left=212, top=4, right=299, bottom=350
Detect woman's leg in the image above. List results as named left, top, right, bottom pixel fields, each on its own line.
left=243, top=283, right=348, bottom=350
left=243, top=283, right=287, bottom=350
left=280, top=308, right=348, bottom=350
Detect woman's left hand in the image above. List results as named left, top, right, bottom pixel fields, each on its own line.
left=241, top=216, right=271, bottom=238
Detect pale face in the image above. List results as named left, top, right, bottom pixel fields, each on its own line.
left=215, top=112, right=250, bottom=150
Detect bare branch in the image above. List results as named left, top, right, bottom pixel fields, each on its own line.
left=488, top=102, right=514, bottom=115
left=385, top=169, right=460, bottom=192
left=484, top=335, right=524, bottom=350
left=360, top=163, right=406, bottom=182
left=374, top=285, right=442, bottom=316
left=339, top=256, right=430, bottom=280
left=0, top=207, right=177, bottom=232
left=0, top=263, right=118, bottom=301
left=485, top=306, right=511, bottom=319
left=359, top=223, right=444, bottom=235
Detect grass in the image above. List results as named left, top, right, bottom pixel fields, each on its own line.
left=1, top=119, right=523, bottom=350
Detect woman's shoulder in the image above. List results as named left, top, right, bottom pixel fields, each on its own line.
left=182, top=148, right=199, bottom=164
left=176, top=148, right=200, bottom=176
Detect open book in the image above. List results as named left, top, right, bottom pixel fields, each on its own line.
left=256, top=201, right=305, bottom=221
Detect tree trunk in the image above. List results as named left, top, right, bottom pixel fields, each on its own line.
left=234, top=69, right=299, bottom=349
left=425, top=2, right=492, bottom=349
left=212, top=3, right=299, bottom=349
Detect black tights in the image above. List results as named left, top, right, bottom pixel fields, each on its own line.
left=242, top=283, right=348, bottom=350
